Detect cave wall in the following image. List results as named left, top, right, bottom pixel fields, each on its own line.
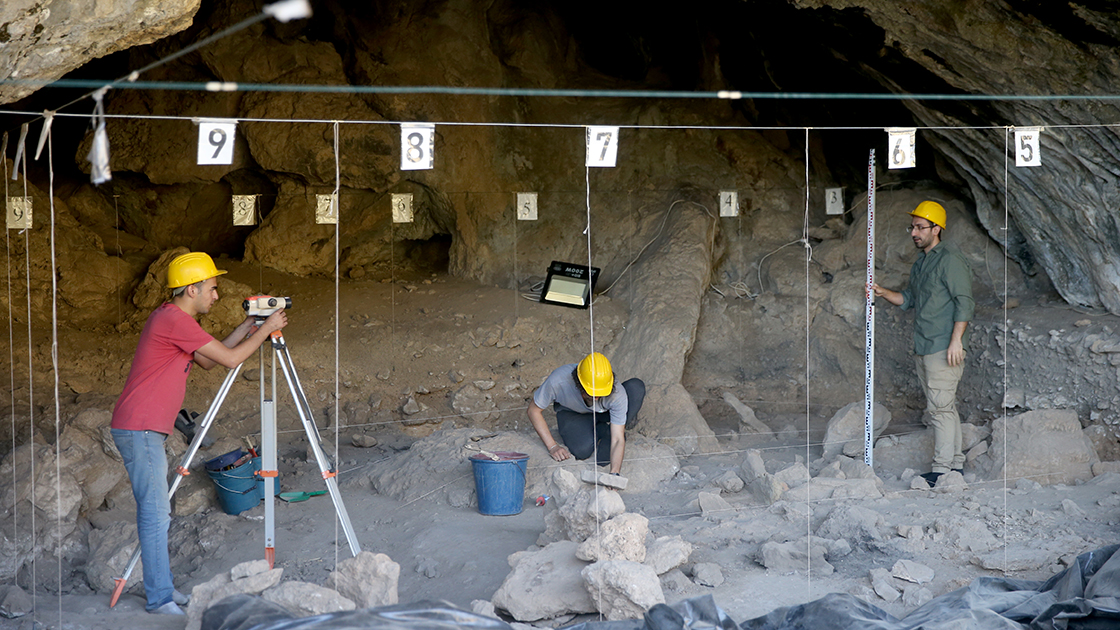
left=5, top=0, right=1120, bottom=443
left=794, top=0, right=1120, bottom=313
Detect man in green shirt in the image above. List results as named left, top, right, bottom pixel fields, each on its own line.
left=871, top=201, right=974, bottom=486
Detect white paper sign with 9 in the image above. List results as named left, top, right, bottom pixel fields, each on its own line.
left=197, top=119, right=237, bottom=165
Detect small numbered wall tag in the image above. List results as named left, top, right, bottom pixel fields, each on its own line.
left=517, top=193, right=538, bottom=220
left=400, top=124, right=434, bottom=171
left=232, top=195, right=257, bottom=226
left=826, top=187, right=845, bottom=215
left=886, top=128, right=916, bottom=169
left=6, top=197, right=31, bottom=230
left=316, top=193, right=338, bottom=225
left=586, top=126, right=620, bottom=167
left=197, top=119, right=237, bottom=165
left=719, top=191, right=738, bottom=217
left=392, top=193, right=414, bottom=223
left=1015, top=127, right=1042, bottom=167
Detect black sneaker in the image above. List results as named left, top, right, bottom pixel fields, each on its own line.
left=920, top=472, right=943, bottom=486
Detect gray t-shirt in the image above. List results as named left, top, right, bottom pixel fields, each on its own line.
left=533, top=363, right=628, bottom=425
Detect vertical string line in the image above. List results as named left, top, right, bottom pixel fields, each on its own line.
left=513, top=194, right=519, bottom=323
left=2, top=135, right=14, bottom=549
left=47, top=122, right=62, bottom=625
left=332, top=121, right=341, bottom=569
left=1002, top=127, right=1010, bottom=574
left=584, top=161, right=603, bottom=620
left=802, top=127, right=812, bottom=591
left=20, top=139, right=35, bottom=620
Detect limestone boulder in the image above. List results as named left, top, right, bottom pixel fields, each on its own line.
left=262, top=581, right=355, bottom=617
left=576, top=513, right=649, bottom=563
left=558, top=485, right=626, bottom=543
left=363, top=428, right=548, bottom=508
left=57, top=409, right=127, bottom=514
left=822, top=401, right=891, bottom=460
left=187, top=561, right=283, bottom=630
left=815, top=505, right=884, bottom=544
left=0, top=443, right=83, bottom=579
left=643, top=536, right=692, bottom=576
left=983, top=409, right=1098, bottom=485
left=325, top=551, right=399, bottom=607
left=759, top=538, right=832, bottom=575
left=581, top=560, right=665, bottom=621
left=85, top=521, right=141, bottom=595
left=491, top=541, right=596, bottom=622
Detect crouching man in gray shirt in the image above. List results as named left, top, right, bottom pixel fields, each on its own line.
left=527, top=352, right=645, bottom=475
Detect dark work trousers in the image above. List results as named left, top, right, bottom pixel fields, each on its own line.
left=555, top=378, right=645, bottom=467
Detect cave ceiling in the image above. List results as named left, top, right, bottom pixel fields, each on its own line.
left=3, top=1, right=1120, bottom=311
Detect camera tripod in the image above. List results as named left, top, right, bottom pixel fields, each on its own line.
left=110, top=328, right=362, bottom=607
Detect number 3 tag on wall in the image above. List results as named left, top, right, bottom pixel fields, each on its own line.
left=401, top=124, right=435, bottom=171
left=197, top=119, right=237, bottom=165
left=1015, top=127, right=1041, bottom=167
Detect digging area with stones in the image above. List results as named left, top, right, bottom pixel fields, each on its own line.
left=4, top=1, right=1120, bottom=629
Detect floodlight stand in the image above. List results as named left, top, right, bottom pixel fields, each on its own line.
left=109, top=329, right=361, bottom=607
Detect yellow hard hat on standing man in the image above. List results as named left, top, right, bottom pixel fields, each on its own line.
left=910, top=201, right=947, bottom=229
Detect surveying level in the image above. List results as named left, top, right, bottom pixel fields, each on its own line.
left=244, top=295, right=292, bottom=318
left=109, top=318, right=360, bottom=608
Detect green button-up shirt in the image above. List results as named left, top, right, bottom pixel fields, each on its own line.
left=900, top=241, right=975, bottom=356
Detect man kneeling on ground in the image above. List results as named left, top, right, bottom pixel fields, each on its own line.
left=527, top=352, right=644, bottom=475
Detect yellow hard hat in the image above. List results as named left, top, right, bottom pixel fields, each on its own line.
left=167, top=252, right=227, bottom=288
left=910, top=201, right=946, bottom=229
left=577, top=352, right=614, bottom=397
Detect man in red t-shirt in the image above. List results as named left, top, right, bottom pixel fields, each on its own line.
left=110, top=252, right=287, bottom=614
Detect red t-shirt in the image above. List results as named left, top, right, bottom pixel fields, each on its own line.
left=111, top=303, right=215, bottom=434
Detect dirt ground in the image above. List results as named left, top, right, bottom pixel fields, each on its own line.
left=2, top=264, right=1119, bottom=630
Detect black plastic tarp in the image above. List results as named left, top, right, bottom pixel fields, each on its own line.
left=202, top=545, right=1120, bottom=630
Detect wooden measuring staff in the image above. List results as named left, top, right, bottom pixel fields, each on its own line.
left=109, top=299, right=362, bottom=607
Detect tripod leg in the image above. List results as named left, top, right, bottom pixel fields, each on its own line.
left=274, top=342, right=362, bottom=556
left=109, top=365, right=242, bottom=607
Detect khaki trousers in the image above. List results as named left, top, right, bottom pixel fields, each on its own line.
left=914, top=349, right=965, bottom=473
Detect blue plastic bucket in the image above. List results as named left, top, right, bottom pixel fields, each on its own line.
left=470, top=451, right=529, bottom=516
left=205, top=450, right=261, bottom=515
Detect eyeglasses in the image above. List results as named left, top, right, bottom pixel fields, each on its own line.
left=907, top=224, right=935, bottom=233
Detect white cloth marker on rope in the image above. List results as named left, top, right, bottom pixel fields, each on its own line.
left=1015, top=126, right=1042, bottom=167
left=11, top=124, right=28, bottom=180
left=86, top=88, right=112, bottom=184
left=33, top=111, right=54, bottom=161
left=263, top=0, right=312, bottom=22
left=864, top=149, right=876, bottom=468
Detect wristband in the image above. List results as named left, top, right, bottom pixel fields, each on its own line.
left=548, top=444, right=563, bottom=453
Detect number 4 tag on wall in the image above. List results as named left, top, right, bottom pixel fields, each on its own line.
left=197, top=119, right=237, bottom=165
left=1015, top=127, right=1041, bottom=167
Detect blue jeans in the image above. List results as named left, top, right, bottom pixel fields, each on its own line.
left=111, top=428, right=174, bottom=611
